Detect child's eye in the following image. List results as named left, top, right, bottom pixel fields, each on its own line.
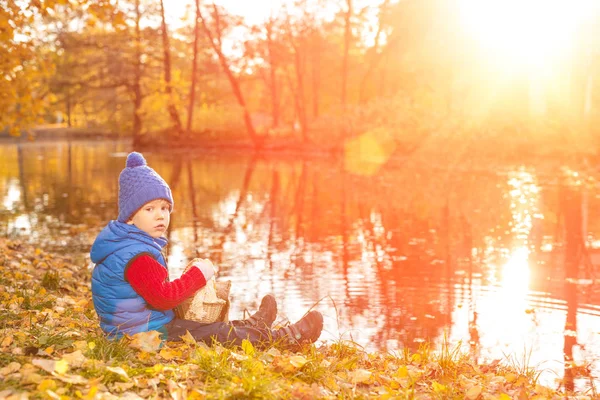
left=146, top=207, right=153, bottom=212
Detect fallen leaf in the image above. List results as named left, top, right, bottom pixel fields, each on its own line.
left=229, top=351, right=248, bottom=361
left=349, top=369, right=372, bottom=384
left=129, top=331, right=162, bottom=352
left=465, top=385, right=482, bottom=400
left=242, top=339, right=255, bottom=356
left=159, top=348, right=178, bottom=361
left=1, top=336, right=13, bottom=348
left=62, top=350, right=87, bottom=368
left=107, top=366, right=130, bottom=380
left=0, top=362, right=20, bottom=376
left=54, top=359, right=69, bottom=374
left=181, top=330, right=196, bottom=346
left=432, top=381, right=447, bottom=393
left=38, top=379, right=57, bottom=392
left=289, top=355, right=308, bottom=368
left=32, top=359, right=61, bottom=374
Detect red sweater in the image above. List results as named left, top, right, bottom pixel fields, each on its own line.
left=125, top=255, right=207, bottom=311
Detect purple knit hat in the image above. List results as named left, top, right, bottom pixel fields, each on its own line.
left=117, top=152, right=173, bottom=222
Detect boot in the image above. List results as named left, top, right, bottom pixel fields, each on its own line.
left=273, top=310, right=323, bottom=349
left=238, top=294, right=278, bottom=329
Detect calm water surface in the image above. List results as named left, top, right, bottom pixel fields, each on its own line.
left=2, top=140, right=600, bottom=390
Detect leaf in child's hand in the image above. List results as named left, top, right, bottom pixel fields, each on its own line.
left=129, top=331, right=162, bottom=352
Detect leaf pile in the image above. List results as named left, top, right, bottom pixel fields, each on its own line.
left=0, top=239, right=585, bottom=399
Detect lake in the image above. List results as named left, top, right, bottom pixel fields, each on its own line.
left=2, top=139, right=600, bottom=391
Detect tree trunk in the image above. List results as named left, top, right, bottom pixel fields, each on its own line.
left=159, top=0, right=183, bottom=136
left=285, top=21, right=308, bottom=142
left=186, top=0, right=201, bottom=137
left=358, top=0, right=389, bottom=104
left=311, top=33, right=320, bottom=119
left=132, top=0, right=143, bottom=143
left=341, top=0, right=352, bottom=110
left=198, top=4, right=260, bottom=147
left=266, top=20, right=279, bottom=128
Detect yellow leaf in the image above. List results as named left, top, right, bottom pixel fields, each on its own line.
left=159, top=348, right=177, bottom=361
left=44, top=346, right=54, bottom=355
left=38, top=378, right=57, bottom=392
left=129, top=331, right=162, bottom=352
left=242, top=339, right=255, bottom=356
left=0, top=361, right=21, bottom=376
left=87, top=341, right=96, bottom=350
left=465, top=385, right=483, bottom=400
left=54, top=359, right=69, bottom=374
left=432, top=381, right=447, bottom=393
left=106, top=366, right=129, bottom=380
left=62, top=350, right=86, bottom=368
left=411, top=353, right=422, bottom=363
left=1, top=336, right=13, bottom=348
left=181, top=330, right=196, bottom=345
left=505, top=373, right=517, bottom=383
left=349, top=369, right=372, bottom=384
left=499, top=394, right=511, bottom=400
left=396, top=365, right=408, bottom=378
left=289, top=355, right=308, bottom=368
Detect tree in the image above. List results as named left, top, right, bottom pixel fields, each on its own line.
left=159, top=0, right=183, bottom=136
left=186, top=0, right=202, bottom=136
left=198, top=3, right=259, bottom=146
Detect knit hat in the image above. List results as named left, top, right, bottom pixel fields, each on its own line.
left=117, top=152, right=173, bottom=222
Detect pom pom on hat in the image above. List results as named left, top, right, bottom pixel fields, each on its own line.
left=126, top=152, right=147, bottom=168
left=118, top=152, right=173, bottom=222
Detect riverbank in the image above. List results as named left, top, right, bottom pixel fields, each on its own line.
left=0, top=239, right=587, bottom=399
left=4, top=124, right=600, bottom=160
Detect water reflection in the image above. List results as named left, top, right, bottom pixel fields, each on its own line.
left=2, top=140, right=600, bottom=390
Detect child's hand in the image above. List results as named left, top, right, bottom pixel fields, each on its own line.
left=191, top=258, right=217, bottom=281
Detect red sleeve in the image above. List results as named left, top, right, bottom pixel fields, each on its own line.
left=125, top=255, right=207, bottom=311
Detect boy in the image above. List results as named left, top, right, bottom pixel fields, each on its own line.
left=90, top=152, right=323, bottom=348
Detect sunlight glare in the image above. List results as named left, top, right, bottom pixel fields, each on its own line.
left=459, top=0, right=596, bottom=68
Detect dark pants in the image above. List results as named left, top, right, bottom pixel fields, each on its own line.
left=166, top=318, right=273, bottom=348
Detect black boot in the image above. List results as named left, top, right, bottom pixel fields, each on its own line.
left=238, top=294, right=278, bottom=329
left=273, top=310, right=323, bottom=349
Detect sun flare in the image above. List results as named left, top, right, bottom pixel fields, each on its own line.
left=459, top=0, right=597, bottom=68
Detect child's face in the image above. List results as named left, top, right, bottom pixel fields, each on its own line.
left=127, top=199, right=171, bottom=238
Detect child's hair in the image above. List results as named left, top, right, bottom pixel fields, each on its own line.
left=118, top=152, right=174, bottom=222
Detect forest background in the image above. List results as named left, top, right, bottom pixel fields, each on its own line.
left=2, top=0, right=600, bottom=153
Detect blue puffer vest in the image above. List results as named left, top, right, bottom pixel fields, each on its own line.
left=90, top=221, right=174, bottom=339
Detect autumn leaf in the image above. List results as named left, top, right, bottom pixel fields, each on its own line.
left=289, top=355, right=308, bottom=368
left=242, top=339, right=255, bottom=356
left=432, top=381, right=447, bottom=393
left=465, top=384, right=483, bottom=400
left=62, top=350, right=86, bottom=368
left=159, top=348, right=179, bottom=361
left=106, top=366, right=130, bottom=381
left=181, top=330, right=196, bottom=346
left=32, top=358, right=67, bottom=375
left=129, top=331, right=162, bottom=352
left=1, top=336, right=13, bottom=348
left=349, top=369, right=372, bottom=384
left=0, top=362, right=20, bottom=376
